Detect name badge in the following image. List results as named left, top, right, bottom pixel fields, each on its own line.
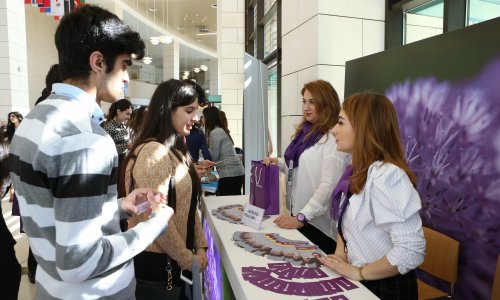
left=242, top=203, right=265, bottom=230
left=287, top=160, right=293, bottom=186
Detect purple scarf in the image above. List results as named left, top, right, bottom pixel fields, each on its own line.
left=330, top=164, right=353, bottom=219
left=283, top=121, right=323, bottom=169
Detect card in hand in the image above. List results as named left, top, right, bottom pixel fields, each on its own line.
left=136, top=201, right=151, bottom=215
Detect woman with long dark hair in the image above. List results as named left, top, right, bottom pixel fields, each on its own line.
left=319, top=92, right=425, bottom=299
left=5, top=111, right=23, bottom=143
left=123, top=79, right=208, bottom=299
left=263, top=80, right=349, bottom=254
left=203, top=106, right=245, bottom=195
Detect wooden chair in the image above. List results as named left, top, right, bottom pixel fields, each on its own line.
left=417, top=226, right=459, bottom=299
left=492, top=254, right=500, bottom=300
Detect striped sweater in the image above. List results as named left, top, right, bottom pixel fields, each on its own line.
left=9, top=83, right=169, bottom=299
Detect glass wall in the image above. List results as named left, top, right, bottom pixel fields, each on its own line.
left=246, top=0, right=281, bottom=154
left=264, top=13, right=278, bottom=57
left=404, top=0, right=444, bottom=44
left=267, top=61, right=278, bottom=157
left=468, top=0, right=500, bottom=25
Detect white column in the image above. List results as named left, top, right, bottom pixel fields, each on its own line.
left=280, top=0, right=385, bottom=152
left=163, top=40, right=179, bottom=80
left=218, top=0, right=245, bottom=148
left=0, top=0, right=29, bottom=120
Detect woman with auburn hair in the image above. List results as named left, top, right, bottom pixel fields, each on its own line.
left=263, top=79, right=349, bottom=254
left=318, top=92, right=425, bottom=299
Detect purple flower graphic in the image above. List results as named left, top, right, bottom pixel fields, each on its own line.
left=386, top=58, right=500, bottom=300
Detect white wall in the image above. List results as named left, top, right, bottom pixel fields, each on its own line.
left=25, top=5, right=59, bottom=109
left=0, top=0, right=29, bottom=122
left=218, top=0, right=245, bottom=148
left=280, top=0, right=385, bottom=152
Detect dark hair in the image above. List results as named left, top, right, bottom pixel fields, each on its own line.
left=128, top=105, right=147, bottom=138
left=36, top=64, right=62, bottom=105
left=182, top=79, right=207, bottom=107
left=106, top=99, right=133, bottom=122
left=0, top=130, right=9, bottom=197
left=203, top=106, right=234, bottom=145
left=6, top=112, right=23, bottom=143
left=55, top=5, right=145, bottom=81
left=342, top=92, right=417, bottom=194
left=123, top=79, right=201, bottom=201
left=219, top=110, right=229, bottom=131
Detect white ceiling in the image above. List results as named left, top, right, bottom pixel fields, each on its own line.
left=88, top=0, right=218, bottom=73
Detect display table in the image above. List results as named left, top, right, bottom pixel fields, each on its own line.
left=202, top=195, right=379, bottom=300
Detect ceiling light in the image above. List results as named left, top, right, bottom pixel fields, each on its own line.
left=196, top=32, right=217, bottom=36
left=142, top=57, right=153, bottom=64
left=149, top=37, right=160, bottom=45
left=159, top=35, right=173, bottom=44
left=211, top=4, right=217, bottom=8
left=148, top=7, right=157, bottom=12
left=200, top=64, right=208, bottom=71
left=193, top=67, right=200, bottom=73
left=177, top=26, right=184, bottom=30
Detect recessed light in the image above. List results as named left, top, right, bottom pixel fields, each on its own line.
left=177, top=26, right=184, bottom=30
left=148, top=7, right=157, bottom=12
left=211, top=4, right=217, bottom=8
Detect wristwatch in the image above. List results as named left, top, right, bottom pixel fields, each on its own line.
left=296, top=213, right=308, bottom=224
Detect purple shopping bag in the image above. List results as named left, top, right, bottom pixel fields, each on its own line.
left=249, top=160, right=279, bottom=215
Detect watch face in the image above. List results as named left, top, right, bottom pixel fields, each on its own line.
left=297, top=213, right=305, bottom=222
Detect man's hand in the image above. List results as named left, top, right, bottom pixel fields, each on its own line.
left=122, top=188, right=167, bottom=215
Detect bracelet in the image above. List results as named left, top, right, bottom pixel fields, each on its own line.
left=357, top=265, right=366, bottom=281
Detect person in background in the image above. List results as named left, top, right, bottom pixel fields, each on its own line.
left=124, top=79, right=208, bottom=299
left=203, top=106, right=245, bottom=195
left=35, top=64, right=62, bottom=105
left=8, top=5, right=173, bottom=298
left=5, top=112, right=23, bottom=143
left=0, top=130, right=21, bottom=300
left=102, top=98, right=133, bottom=165
left=128, top=105, right=148, bottom=144
left=186, top=121, right=212, bottom=162
left=319, top=92, right=425, bottom=299
left=263, top=80, right=349, bottom=254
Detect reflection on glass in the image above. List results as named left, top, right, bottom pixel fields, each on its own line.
left=264, top=13, right=278, bottom=57
left=264, top=0, right=277, bottom=14
left=468, top=0, right=500, bottom=26
left=404, top=0, right=443, bottom=44
left=267, top=62, right=278, bottom=157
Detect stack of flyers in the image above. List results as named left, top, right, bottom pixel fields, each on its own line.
left=295, top=245, right=324, bottom=267
left=232, top=231, right=326, bottom=267
left=211, top=204, right=245, bottom=224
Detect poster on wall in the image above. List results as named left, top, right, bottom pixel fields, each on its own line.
left=344, top=17, right=500, bottom=300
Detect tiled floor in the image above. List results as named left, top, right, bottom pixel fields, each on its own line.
left=2, top=195, right=36, bottom=300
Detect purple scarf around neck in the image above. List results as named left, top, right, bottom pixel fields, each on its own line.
left=283, top=121, right=323, bottom=169
left=330, top=164, right=353, bottom=220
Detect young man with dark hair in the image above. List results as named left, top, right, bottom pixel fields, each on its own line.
left=9, top=5, right=173, bottom=299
